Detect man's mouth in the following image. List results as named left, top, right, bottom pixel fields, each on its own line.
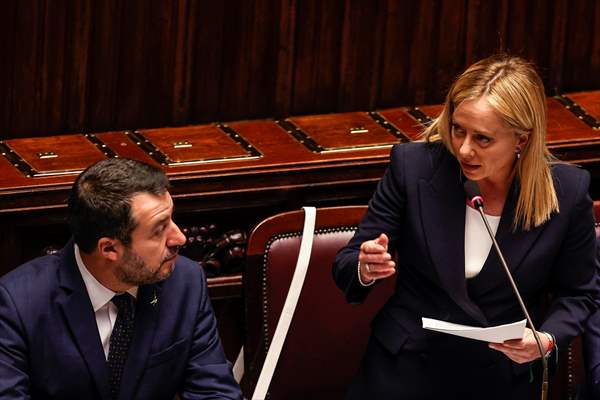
left=162, top=253, right=178, bottom=264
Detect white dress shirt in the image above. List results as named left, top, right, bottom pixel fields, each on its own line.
left=74, top=244, right=138, bottom=359
left=464, top=205, right=501, bottom=279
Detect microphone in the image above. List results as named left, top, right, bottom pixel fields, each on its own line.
left=464, top=180, right=484, bottom=209
left=464, top=180, right=548, bottom=400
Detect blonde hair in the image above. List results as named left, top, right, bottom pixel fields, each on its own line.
left=423, top=54, right=558, bottom=231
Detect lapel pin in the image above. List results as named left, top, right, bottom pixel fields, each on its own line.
left=150, top=289, right=158, bottom=307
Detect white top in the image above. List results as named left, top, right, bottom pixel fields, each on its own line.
left=74, top=244, right=138, bottom=359
left=464, top=205, right=501, bottom=279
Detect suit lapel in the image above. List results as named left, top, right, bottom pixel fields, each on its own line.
left=467, top=183, right=546, bottom=298
left=118, top=283, right=160, bottom=400
left=57, top=243, right=111, bottom=400
left=418, top=154, right=488, bottom=325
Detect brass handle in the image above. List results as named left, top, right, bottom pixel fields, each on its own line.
left=349, top=127, right=369, bottom=134
left=37, top=151, right=58, bottom=159
left=173, top=141, right=192, bottom=149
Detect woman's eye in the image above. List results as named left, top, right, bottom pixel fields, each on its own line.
left=452, top=124, right=465, bottom=136
left=475, top=134, right=491, bottom=144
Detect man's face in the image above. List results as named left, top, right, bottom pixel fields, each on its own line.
left=114, top=191, right=186, bottom=286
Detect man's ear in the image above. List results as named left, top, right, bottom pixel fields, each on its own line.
left=97, top=237, right=123, bottom=262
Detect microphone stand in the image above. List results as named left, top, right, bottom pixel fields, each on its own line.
left=474, top=205, right=548, bottom=400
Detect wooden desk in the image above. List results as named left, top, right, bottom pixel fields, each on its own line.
left=2, top=91, right=600, bottom=287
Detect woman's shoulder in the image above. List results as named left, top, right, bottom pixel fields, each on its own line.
left=551, top=162, right=589, bottom=182
left=550, top=162, right=591, bottom=199
left=388, top=141, right=455, bottom=182
left=392, top=139, right=446, bottom=152
left=390, top=140, right=450, bottom=165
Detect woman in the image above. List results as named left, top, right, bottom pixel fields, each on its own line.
left=333, top=54, right=599, bottom=399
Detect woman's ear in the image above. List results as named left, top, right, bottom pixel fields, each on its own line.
left=517, top=133, right=529, bottom=148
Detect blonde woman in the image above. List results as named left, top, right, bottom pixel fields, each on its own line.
left=334, top=54, right=598, bottom=399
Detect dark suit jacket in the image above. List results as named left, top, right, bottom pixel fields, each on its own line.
left=0, top=241, right=242, bottom=400
left=583, top=238, right=600, bottom=399
left=334, top=142, right=598, bottom=378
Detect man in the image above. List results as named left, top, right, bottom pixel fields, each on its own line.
left=0, top=158, right=242, bottom=399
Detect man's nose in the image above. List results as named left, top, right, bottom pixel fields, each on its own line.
left=168, top=222, right=187, bottom=247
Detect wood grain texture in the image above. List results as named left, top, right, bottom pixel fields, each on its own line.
left=1, top=0, right=600, bottom=138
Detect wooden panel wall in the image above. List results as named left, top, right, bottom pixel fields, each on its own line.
left=1, top=0, right=599, bottom=139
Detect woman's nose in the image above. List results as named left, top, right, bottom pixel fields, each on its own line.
left=459, top=138, right=474, bottom=158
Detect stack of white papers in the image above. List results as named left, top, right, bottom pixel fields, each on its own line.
left=422, top=318, right=526, bottom=343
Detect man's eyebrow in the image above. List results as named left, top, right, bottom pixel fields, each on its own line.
left=151, top=215, right=170, bottom=229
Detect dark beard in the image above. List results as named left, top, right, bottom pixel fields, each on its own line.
left=115, top=248, right=174, bottom=286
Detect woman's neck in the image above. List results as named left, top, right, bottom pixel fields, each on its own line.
left=475, top=178, right=513, bottom=216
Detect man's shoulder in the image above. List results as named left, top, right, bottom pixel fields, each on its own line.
left=153, top=255, right=209, bottom=316
left=0, top=251, right=67, bottom=319
left=164, top=255, right=206, bottom=289
left=173, top=254, right=204, bottom=275
left=0, top=251, right=62, bottom=292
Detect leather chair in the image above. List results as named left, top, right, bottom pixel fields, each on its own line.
left=242, top=206, right=394, bottom=399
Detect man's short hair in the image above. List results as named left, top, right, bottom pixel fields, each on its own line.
left=68, top=158, right=170, bottom=253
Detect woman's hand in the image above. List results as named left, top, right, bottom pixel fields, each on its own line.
left=488, top=328, right=550, bottom=364
left=358, top=233, right=396, bottom=284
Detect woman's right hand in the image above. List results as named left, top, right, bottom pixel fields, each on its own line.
left=358, top=233, right=396, bottom=284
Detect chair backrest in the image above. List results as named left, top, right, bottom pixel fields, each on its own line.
left=242, top=206, right=394, bottom=399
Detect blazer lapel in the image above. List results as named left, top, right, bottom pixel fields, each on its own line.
left=467, top=183, right=546, bottom=298
left=118, top=283, right=160, bottom=400
left=57, top=243, right=111, bottom=400
left=418, top=155, right=488, bottom=325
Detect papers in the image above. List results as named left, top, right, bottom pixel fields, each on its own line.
left=422, top=318, right=526, bottom=343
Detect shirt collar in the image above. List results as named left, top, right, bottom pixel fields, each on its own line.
left=74, top=243, right=138, bottom=312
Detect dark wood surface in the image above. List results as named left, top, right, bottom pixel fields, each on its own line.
left=1, top=0, right=599, bottom=139
left=1, top=90, right=599, bottom=273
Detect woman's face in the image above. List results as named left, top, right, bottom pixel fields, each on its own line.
left=450, top=96, right=526, bottom=188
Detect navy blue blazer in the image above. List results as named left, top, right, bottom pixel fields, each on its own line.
left=334, top=142, right=598, bottom=361
left=0, top=241, right=242, bottom=400
left=583, top=238, right=600, bottom=399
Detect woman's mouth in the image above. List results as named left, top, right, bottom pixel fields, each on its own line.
left=460, top=161, right=480, bottom=173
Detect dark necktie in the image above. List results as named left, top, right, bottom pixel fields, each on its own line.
left=107, top=293, right=135, bottom=399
